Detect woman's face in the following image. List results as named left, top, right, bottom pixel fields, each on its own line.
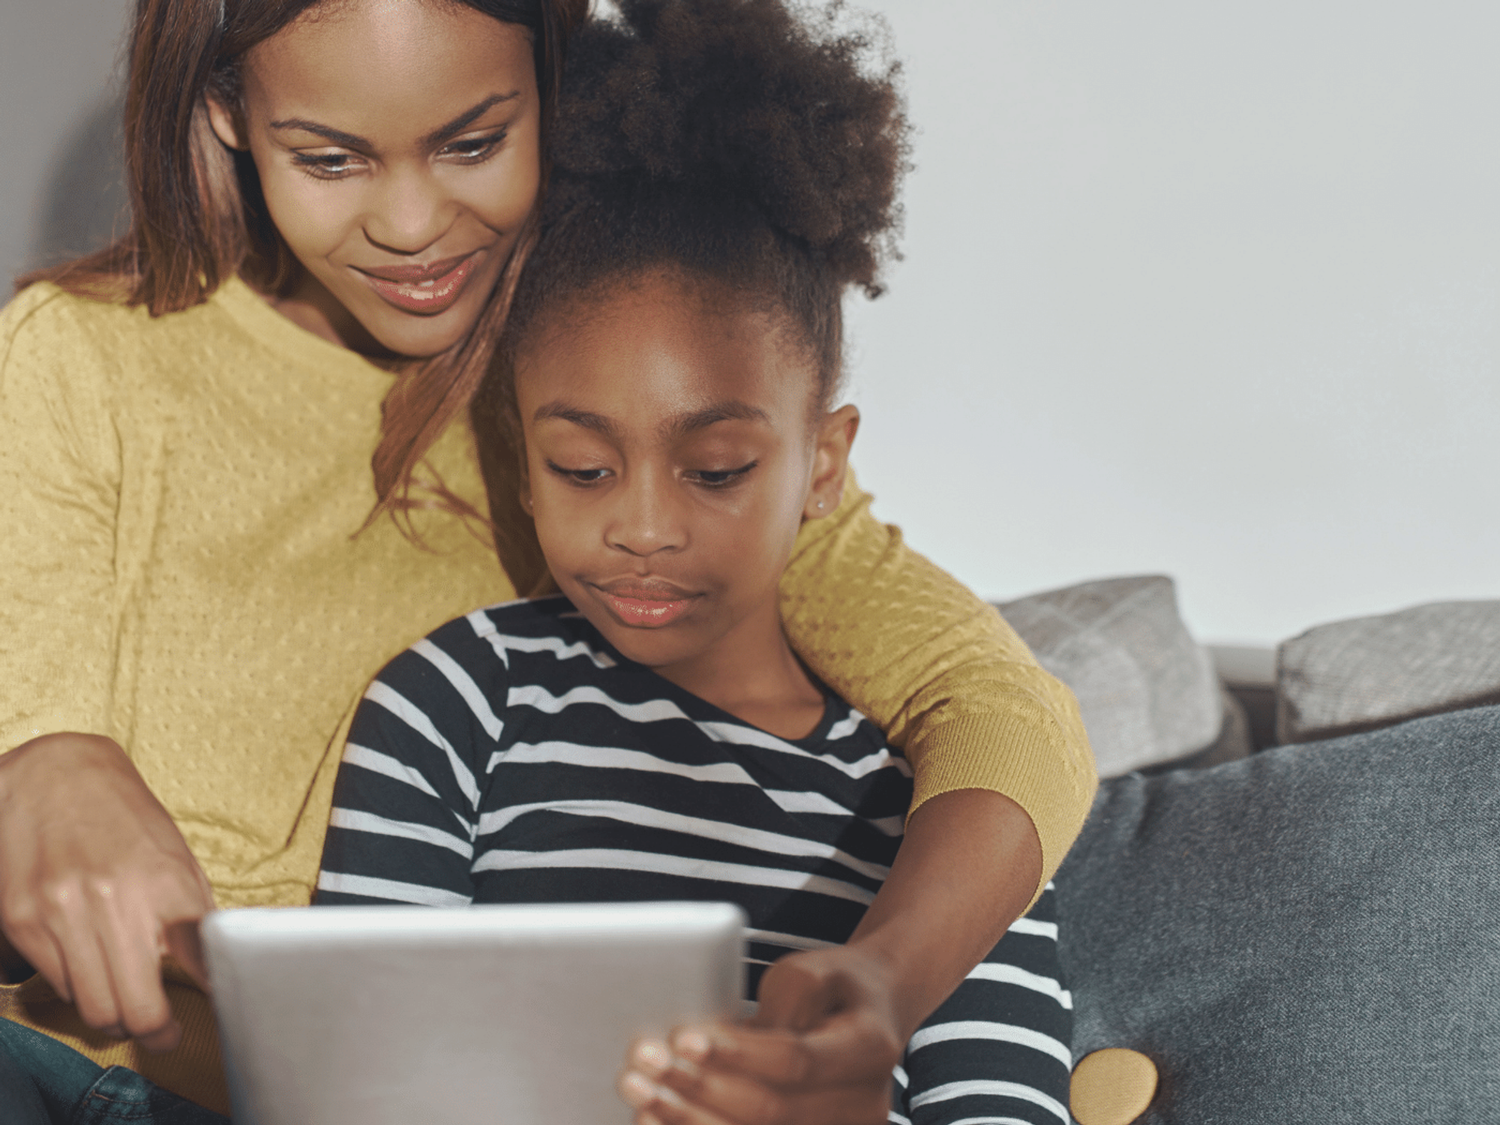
left=209, top=0, right=540, bottom=357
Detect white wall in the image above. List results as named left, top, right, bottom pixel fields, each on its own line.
left=843, top=1, right=1500, bottom=643
left=5, top=1, right=1498, bottom=644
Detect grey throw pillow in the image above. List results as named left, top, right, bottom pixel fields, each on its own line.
left=1057, top=704, right=1500, bottom=1123
left=999, top=576, right=1239, bottom=777
left=1276, top=600, right=1500, bottom=743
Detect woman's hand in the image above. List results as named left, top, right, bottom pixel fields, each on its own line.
left=619, top=945, right=902, bottom=1125
left=0, top=733, right=214, bottom=1052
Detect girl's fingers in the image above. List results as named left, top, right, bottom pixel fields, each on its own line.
left=669, top=1012, right=894, bottom=1089
left=623, top=1061, right=889, bottom=1125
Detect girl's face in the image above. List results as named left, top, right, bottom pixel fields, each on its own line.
left=208, top=0, right=540, bottom=357
left=513, top=271, right=857, bottom=679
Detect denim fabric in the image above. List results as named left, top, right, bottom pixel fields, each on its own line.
left=1057, top=703, right=1500, bottom=1123
left=0, top=1018, right=228, bottom=1125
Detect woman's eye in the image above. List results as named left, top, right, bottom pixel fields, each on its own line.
left=687, top=461, right=758, bottom=488
left=291, top=152, right=363, bottom=180
left=441, top=131, right=508, bottom=165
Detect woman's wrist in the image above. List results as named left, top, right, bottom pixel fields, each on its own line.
left=846, top=788, right=1044, bottom=1037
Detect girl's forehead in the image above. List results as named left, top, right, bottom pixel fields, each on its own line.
left=517, top=274, right=816, bottom=429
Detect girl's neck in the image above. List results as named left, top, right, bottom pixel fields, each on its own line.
left=651, top=601, right=826, bottom=742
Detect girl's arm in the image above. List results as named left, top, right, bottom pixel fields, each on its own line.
left=315, top=638, right=489, bottom=908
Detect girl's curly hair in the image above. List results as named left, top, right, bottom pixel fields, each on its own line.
left=477, top=0, right=911, bottom=592
left=502, top=0, right=911, bottom=393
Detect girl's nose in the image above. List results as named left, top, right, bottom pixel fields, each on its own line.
left=362, top=165, right=453, bottom=253
left=604, top=472, right=687, bottom=558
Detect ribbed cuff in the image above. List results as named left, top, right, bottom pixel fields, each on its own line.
left=908, top=706, right=1099, bottom=910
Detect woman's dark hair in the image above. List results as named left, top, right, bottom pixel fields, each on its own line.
left=18, top=0, right=589, bottom=532
left=481, top=0, right=909, bottom=590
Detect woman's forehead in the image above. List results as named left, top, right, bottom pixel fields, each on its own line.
left=242, top=0, right=536, bottom=130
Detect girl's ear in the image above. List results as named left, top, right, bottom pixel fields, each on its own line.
left=803, top=403, right=859, bottom=520
left=204, top=91, right=250, bottom=151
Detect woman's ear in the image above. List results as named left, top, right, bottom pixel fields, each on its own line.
left=803, top=403, right=859, bottom=520
left=204, top=91, right=250, bottom=151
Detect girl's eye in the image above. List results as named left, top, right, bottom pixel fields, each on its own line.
left=545, top=461, right=611, bottom=486
left=441, top=130, right=509, bottom=165
left=291, top=152, right=364, bottom=180
left=687, top=461, right=758, bottom=488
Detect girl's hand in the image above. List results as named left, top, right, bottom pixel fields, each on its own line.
left=619, top=945, right=903, bottom=1125
left=0, top=733, right=215, bottom=1052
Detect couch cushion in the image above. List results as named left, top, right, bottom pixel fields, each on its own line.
left=1057, top=704, right=1500, bottom=1123
left=1276, top=600, right=1500, bottom=743
left=999, top=576, right=1238, bottom=777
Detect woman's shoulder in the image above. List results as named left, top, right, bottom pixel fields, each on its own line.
left=1, top=280, right=220, bottom=386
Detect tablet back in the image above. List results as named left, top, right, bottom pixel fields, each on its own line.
left=203, top=902, right=745, bottom=1125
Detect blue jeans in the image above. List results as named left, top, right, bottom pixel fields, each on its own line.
left=0, top=1018, right=228, bottom=1125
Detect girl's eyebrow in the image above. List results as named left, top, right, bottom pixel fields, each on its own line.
left=532, top=400, right=770, bottom=439
left=269, top=92, right=521, bottom=150
left=663, top=402, right=771, bottom=438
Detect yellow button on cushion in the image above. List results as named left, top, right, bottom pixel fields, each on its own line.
left=1070, top=1048, right=1159, bottom=1125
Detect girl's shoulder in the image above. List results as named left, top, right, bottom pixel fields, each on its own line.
left=384, top=595, right=613, bottom=699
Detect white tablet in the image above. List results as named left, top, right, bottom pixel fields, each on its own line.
left=202, top=901, right=746, bottom=1125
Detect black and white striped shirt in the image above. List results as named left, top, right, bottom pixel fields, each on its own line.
left=317, top=597, right=1072, bottom=1125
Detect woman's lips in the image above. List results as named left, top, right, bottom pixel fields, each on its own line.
left=593, top=581, right=700, bottom=628
left=355, top=252, right=480, bottom=316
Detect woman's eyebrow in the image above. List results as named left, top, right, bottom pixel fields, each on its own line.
left=269, top=92, right=520, bottom=150
left=423, top=92, right=521, bottom=146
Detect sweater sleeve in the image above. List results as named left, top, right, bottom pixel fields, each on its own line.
left=777, top=472, right=1096, bottom=894
left=0, top=287, right=124, bottom=752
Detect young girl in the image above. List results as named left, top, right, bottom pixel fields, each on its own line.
left=320, top=4, right=1075, bottom=1124
left=0, top=0, right=1092, bottom=1118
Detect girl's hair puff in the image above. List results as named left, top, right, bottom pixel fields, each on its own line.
left=18, top=0, right=590, bottom=536
left=500, top=0, right=912, bottom=405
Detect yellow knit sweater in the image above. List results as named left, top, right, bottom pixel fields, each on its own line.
left=0, top=279, right=1095, bottom=1113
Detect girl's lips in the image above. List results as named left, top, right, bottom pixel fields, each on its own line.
left=355, top=253, right=480, bottom=316
left=595, top=585, right=700, bottom=628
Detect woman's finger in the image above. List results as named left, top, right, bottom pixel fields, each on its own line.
left=96, top=895, right=179, bottom=1047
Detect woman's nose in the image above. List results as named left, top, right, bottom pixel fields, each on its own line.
left=362, top=165, right=453, bottom=253
left=604, top=472, right=687, bottom=558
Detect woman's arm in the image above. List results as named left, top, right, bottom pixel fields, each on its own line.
left=779, top=472, right=1096, bottom=900
left=0, top=287, right=214, bottom=1050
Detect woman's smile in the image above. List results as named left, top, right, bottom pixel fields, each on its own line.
left=354, top=251, right=483, bottom=316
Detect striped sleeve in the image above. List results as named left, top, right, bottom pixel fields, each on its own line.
left=316, top=618, right=504, bottom=907
left=891, top=885, right=1073, bottom=1125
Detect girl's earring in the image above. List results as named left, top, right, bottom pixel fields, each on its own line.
left=816, top=500, right=825, bottom=510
